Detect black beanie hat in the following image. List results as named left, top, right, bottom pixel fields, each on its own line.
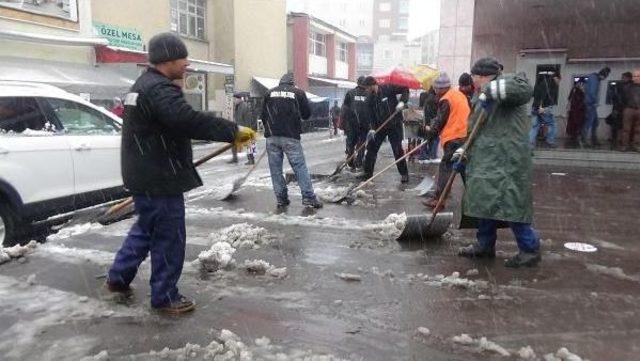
left=357, top=76, right=366, bottom=85
left=458, top=72, right=473, bottom=87
left=471, top=57, right=502, bottom=76
left=362, top=76, right=378, bottom=86
left=148, top=32, right=189, bottom=65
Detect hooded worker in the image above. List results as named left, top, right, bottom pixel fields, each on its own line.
left=359, top=76, right=410, bottom=183
left=105, top=33, right=255, bottom=314
left=261, top=73, right=323, bottom=209
left=341, top=75, right=372, bottom=169
left=456, top=57, right=541, bottom=268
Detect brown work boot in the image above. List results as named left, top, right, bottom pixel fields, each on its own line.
left=102, top=280, right=134, bottom=302
left=153, top=295, right=196, bottom=315
left=422, top=197, right=444, bottom=211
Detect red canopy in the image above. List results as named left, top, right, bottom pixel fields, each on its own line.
left=373, top=68, right=421, bottom=89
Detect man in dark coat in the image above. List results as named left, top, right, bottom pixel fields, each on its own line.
left=106, top=33, right=255, bottom=314
left=359, top=76, right=410, bottom=183
left=330, top=100, right=341, bottom=136
left=566, top=80, right=586, bottom=147
left=457, top=57, right=541, bottom=268
left=341, top=76, right=371, bottom=169
left=620, top=69, right=640, bottom=152
left=261, top=73, right=322, bottom=209
left=529, top=71, right=560, bottom=148
left=583, top=67, right=611, bottom=147
left=608, top=72, right=632, bottom=150
left=233, top=93, right=256, bottom=164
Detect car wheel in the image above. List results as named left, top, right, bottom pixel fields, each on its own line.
left=0, top=203, right=24, bottom=247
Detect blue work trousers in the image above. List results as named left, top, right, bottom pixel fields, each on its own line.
left=108, top=195, right=186, bottom=308
left=476, top=218, right=540, bottom=253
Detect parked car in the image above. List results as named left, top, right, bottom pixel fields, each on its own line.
left=0, top=81, right=127, bottom=246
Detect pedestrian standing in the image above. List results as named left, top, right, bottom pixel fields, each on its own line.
left=330, top=100, right=341, bottom=137
left=458, top=72, right=475, bottom=106
left=233, top=93, right=256, bottom=165
left=529, top=71, right=560, bottom=148
left=419, top=73, right=470, bottom=210
left=607, top=72, right=632, bottom=150
left=582, top=67, right=611, bottom=147
left=358, top=76, right=410, bottom=183
left=341, top=76, right=370, bottom=170
left=620, top=69, right=640, bottom=152
left=421, top=86, right=439, bottom=161
left=105, top=33, right=255, bottom=314
left=457, top=57, right=541, bottom=268
left=261, top=73, right=323, bottom=209
left=565, top=80, right=586, bottom=147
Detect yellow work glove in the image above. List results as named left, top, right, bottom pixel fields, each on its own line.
left=234, top=126, right=256, bottom=149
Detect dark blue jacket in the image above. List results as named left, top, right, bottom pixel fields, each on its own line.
left=121, top=68, right=237, bottom=196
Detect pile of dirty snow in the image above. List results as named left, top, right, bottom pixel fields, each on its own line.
left=369, top=212, right=407, bottom=239
left=209, top=223, right=271, bottom=249
left=425, top=271, right=489, bottom=290
left=452, top=334, right=510, bottom=357
left=85, top=328, right=348, bottom=360
left=47, top=223, right=104, bottom=241
left=197, top=242, right=236, bottom=272
left=0, top=240, right=38, bottom=265
left=544, top=347, right=585, bottom=361
left=243, top=259, right=288, bottom=279
left=586, top=263, right=638, bottom=282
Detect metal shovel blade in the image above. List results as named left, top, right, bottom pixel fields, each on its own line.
left=411, top=176, right=435, bottom=196
left=397, top=212, right=453, bottom=241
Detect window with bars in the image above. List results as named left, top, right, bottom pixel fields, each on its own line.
left=337, top=42, right=348, bottom=62
left=309, top=32, right=326, bottom=57
left=172, top=0, right=206, bottom=40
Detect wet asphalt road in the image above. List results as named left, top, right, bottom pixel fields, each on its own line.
left=1, top=131, right=639, bottom=360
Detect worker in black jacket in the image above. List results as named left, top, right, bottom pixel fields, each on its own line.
left=106, top=33, right=255, bottom=315
left=261, top=73, right=322, bottom=209
left=341, top=76, right=371, bottom=169
left=359, top=76, right=410, bottom=183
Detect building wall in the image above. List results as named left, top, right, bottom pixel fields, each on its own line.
left=0, top=1, right=94, bottom=64
left=437, top=0, right=474, bottom=83
left=372, top=0, right=409, bottom=41
left=420, top=29, right=439, bottom=66
left=232, top=0, right=287, bottom=92
left=372, top=40, right=421, bottom=73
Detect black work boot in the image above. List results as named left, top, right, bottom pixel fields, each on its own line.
left=458, top=244, right=496, bottom=259
left=302, top=197, right=323, bottom=209
left=504, top=251, right=541, bottom=268
left=276, top=198, right=290, bottom=209
left=102, top=280, right=134, bottom=303
left=400, top=174, right=409, bottom=183
left=153, top=294, right=196, bottom=315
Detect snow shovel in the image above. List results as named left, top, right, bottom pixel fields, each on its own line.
left=411, top=175, right=435, bottom=196
left=330, top=138, right=429, bottom=204
left=94, top=142, right=235, bottom=224
left=329, top=108, right=401, bottom=178
left=219, top=148, right=267, bottom=200
left=397, top=108, right=489, bottom=241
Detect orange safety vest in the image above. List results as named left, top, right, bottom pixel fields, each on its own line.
left=439, top=88, right=471, bottom=146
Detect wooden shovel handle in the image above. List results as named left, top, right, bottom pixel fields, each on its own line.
left=341, top=108, right=402, bottom=168
left=103, top=142, right=235, bottom=217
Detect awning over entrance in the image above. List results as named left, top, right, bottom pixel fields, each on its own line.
left=95, top=46, right=234, bottom=75
left=0, top=57, right=134, bottom=99
left=253, top=76, right=327, bottom=102
left=308, top=76, right=357, bottom=89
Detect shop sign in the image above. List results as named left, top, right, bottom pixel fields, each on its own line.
left=93, top=22, right=144, bottom=51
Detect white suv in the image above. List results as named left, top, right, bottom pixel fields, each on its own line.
left=0, top=82, right=126, bottom=246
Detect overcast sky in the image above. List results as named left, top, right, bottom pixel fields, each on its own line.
left=408, top=0, right=440, bottom=39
